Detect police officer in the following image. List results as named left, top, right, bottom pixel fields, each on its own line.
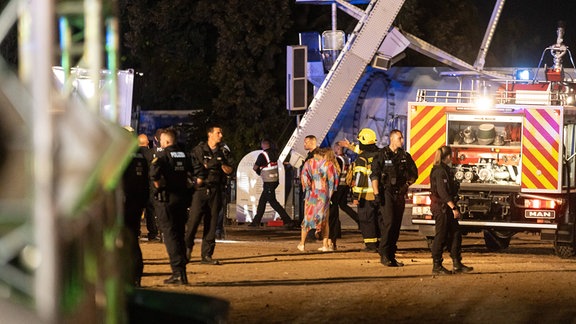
left=150, top=129, right=192, bottom=284
left=122, top=130, right=149, bottom=287
left=344, top=128, right=381, bottom=252
left=430, top=146, right=473, bottom=275
left=138, top=133, right=159, bottom=241
left=371, top=129, right=418, bottom=267
left=249, top=139, right=295, bottom=228
left=185, top=124, right=233, bottom=265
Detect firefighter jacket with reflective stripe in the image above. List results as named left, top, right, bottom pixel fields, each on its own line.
left=350, top=149, right=379, bottom=201
left=336, top=155, right=350, bottom=184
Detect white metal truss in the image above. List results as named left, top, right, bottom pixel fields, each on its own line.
left=401, top=30, right=508, bottom=80
left=280, top=0, right=406, bottom=166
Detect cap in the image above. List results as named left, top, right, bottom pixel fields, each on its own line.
left=357, top=128, right=377, bottom=145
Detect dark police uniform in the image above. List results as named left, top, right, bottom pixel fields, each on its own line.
left=185, top=142, right=233, bottom=264
left=371, top=146, right=418, bottom=266
left=150, top=144, right=192, bottom=283
left=430, top=161, right=464, bottom=267
left=142, top=145, right=159, bottom=240
left=122, top=146, right=149, bottom=286
left=250, top=147, right=294, bottom=227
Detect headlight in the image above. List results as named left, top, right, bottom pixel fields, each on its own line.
left=464, top=171, right=475, bottom=182
left=455, top=170, right=464, bottom=181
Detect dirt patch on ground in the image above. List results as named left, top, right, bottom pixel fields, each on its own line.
left=138, top=225, right=576, bottom=323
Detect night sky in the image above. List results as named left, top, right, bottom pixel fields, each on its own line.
left=473, top=0, right=576, bottom=66
left=475, top=0, right=576, bottom=39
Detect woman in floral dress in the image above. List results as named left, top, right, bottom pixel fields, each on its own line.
left=298, top=147, right=339, bottom=251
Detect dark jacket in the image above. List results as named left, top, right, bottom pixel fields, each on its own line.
left=350, top=144, right=379, bottom=201
left=150, top=144, right=192, bottom=194
left=253, top=148, right=279, bottom=175
left=123, top=146, right=149, bottom=199
left=190, top=142, right=233, bottom=187
left=370, top=146, right=418, bottom=193
left=430, top=162, right=459, bottom=212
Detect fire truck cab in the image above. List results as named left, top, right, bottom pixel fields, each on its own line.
left=409, top=73, right=576, bottom=257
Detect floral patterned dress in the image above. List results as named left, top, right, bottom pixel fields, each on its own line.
left=301, top=155, right=339, bottom=232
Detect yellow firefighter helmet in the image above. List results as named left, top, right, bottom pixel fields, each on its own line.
left=357, top=128, right=377, bottom=145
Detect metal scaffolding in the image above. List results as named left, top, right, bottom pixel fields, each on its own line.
left=0, top=0, right=132, bottom=323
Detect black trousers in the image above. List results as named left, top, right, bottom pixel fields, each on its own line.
left=431, top=205, right=462, bottom=261
left=357, top=199, right=380, bottom=248
left=185, top=186, right=221, bottom=259
left=156, top=194, right=188, bottom=274
left=328, top=187, right=349, bottom=243
left=253, top=181, right=292, bottom=224
left=377, top=189, right=406, bottom=259
left=144, top=190, right=158, bottom=239
left=123, top=195, right=146, bottom=284
left=330, top=185, right=359, bottom=225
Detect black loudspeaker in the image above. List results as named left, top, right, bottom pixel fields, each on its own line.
left=286, top=45, right=308, bottom=112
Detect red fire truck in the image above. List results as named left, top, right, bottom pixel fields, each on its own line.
left=407, top=17, right=576, bottom=258
left=408, top=72, right=576, bottom=257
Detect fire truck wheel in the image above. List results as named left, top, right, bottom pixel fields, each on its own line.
left=483, top=230, right=511, bottom=252
left=554, top=242, right=576, bottom=259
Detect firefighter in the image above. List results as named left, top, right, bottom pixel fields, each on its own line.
left=249, top=138, right=295, bottom=228
left=346, top=128, right=381, bottom=252
left=371, top=129, right=418, bottom=267
left=149, top=128, right=192, bottom=284
left=429, top=146, right=473, bottom=275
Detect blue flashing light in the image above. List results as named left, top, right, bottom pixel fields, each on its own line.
left=516, top=69, right=531, bottom=81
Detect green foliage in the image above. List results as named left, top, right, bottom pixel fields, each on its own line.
left=122, top=0, right=294, bottom=162
left=195, top=0, right=294, bottom=161
left=121, top=0, right=216, bottom=110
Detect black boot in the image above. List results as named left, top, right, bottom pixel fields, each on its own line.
left=164, top=270, right=188, bottom=285
left=248, top=217, right=262, bottom=227
left=201, top=256, right=221, bottom=265
left=432, top=259, right=451, bottom=275
left=180, top=270, right=188, bottom=285
left=381, top=256, right=404, bottom=267
left=452, top=259, right=473, bottom=273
